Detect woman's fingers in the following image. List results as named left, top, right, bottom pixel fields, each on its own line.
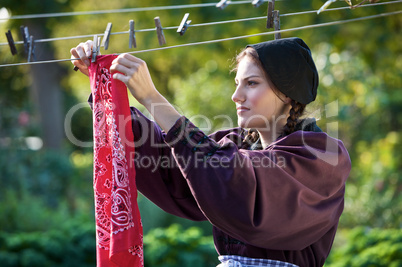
left=70, top=50, right=89, bottom=76
left=76, top=43, right=90, bottom=66
left=112, top=72, right=129, bottom=84
left=83, top=41, right=93, bottom=58
left=70, top=41, right=93, bottom=66
left=110, top=53, right=157, bottom=105
left=113, top=53, right=145, bottom=68
left=70, top=49, right=85, bottom=67
left=110, top=63, right=133, bottom=80
left=116, top=53, right=140, bottom=62
left=110, top=55, right=142, bottom=78
left=111, top=54, right=139, bottom=69
left=70, top=40, right=94, bottom=76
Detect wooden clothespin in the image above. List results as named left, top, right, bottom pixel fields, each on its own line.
left=27, top=35, right=36, bottom=62
left=101, top=22, right=112, bottom=50
left=19, top=26, right=35, bottom=62
left=216, top=0, right=229, bottom=10
left=177, top=13, right=191, bottom=36
left=252, top=0, right=264, bottom=8
left=92, top=35, right=101, bottom=63
left=266, top=0, right=275, bottom=29
left=154, top=17, right=166, bottom=46
left=20, top=26, right=29, bottom=55
left=129, top=20, right=137, bottom=49
left=273, top=10, right=281, bottom=40
left=5, top=30, right=17, bottom=55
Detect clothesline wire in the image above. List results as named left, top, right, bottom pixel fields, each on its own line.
left=0, top=0, right=270, bottom=21
left=0, top=0, right=399, bottom=47
left=187, top=0, right=401, bottom=27
left=0, top=10, right=399, bottom=68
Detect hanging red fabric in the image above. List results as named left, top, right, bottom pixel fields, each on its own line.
left=88, top=55, right=143, bottom=267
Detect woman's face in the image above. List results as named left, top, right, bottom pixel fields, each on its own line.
left=232, top=54, right=288, bottom=130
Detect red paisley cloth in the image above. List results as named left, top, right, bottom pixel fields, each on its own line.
left=88, top=55, right=143, bottom=267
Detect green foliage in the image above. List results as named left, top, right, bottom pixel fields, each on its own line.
left=143, top=224, right=217, bottom=267
left=325, top=227, right=402, bottom=267
left=311, top=39, right=402, bottom=228
left=3, top=224, right=401, bottom=267
left=170, top=59, right=237, bottom=133
left=0, top=147, right=94, bottom=233
left=0, top=223, right=217, bottom=267
left=0, top=223, right=96, bottom=267
left=2, top=0, right=75, bottom=15
left=343, top=132, right=402, bottom=228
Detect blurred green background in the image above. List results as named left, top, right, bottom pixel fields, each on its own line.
left=0, top=0, right=401, bottom=266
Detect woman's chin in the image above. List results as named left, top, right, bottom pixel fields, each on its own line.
left=238, top=119, right=269, bottom=130
left=238, top=119, right=252, bottom=129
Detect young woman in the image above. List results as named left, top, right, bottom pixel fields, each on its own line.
left=71, top=37, right=351, bottom=267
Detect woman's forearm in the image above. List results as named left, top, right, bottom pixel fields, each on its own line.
left=142, top=92, right=182, bottom=134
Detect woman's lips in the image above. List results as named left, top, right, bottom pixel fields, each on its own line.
left=236, top=106, right=250, bottom=114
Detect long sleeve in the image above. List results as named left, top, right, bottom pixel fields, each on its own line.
left=130, top=107, right=207, bottom=221
left=164, top=116, right=351, bottom=251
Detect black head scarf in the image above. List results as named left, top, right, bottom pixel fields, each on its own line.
left=247, top=37, right=318, bottom=105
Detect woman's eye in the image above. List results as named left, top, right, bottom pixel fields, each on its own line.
left=248, top=81, right=257, bottom=86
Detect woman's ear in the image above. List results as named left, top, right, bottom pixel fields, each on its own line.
left=283, top=96, right=292, bottom=104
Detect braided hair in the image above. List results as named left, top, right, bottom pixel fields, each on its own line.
left=240, top=129, right=260, bottom=149
left=282, top=100, right=306, bottom=136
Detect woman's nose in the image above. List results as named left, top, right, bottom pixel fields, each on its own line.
left=231, top=85, right=245, bottom=103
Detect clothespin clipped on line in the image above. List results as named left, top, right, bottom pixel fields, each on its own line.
left=216, top=0, right=230, bottom=10
left=5, top=30, right=17, bottom=55
left=19, top=26, right=35, bottom=62
left=101, top=22, right=112, bottom=50
left=273, top=10, right=281, bottom=40
left=177, top=13, right=191, bottom=36
left=154, top=17, right=166, bottom=46
left=20, top=26, right=29, bottom=55
left=252, top=0, right=265, bottom=8
left=266, top=0, right=280, bottom=39
left=73, top=34, right=101, bottom=71
left=92, top=35, right=101, bottom=63
left=27, top=35, right=36, bottom=62
left=266, top=0, right=275, bottom=29
left=129, top=20, right=137, bottom=49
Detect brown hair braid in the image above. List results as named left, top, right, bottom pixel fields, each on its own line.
left=282, top=100, right=306, bottom=136
left=240, top=129, right=260, bottom=149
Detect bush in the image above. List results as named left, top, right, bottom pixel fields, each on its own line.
left=325, top=227, right=402, bottom=267
left=0, top=223, right=218, bottom=267
left=0, top=222, right=96, bottom=267
left=144, top=224, right=217, bottom=267
left=0, top=147, right=94, bottom=233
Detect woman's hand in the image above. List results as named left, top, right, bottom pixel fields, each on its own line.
left=110, top=53, right=159, bottom=106
left=70, top=40, right=94, bottom=76
left=111, top=53, right=181, bottom=132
